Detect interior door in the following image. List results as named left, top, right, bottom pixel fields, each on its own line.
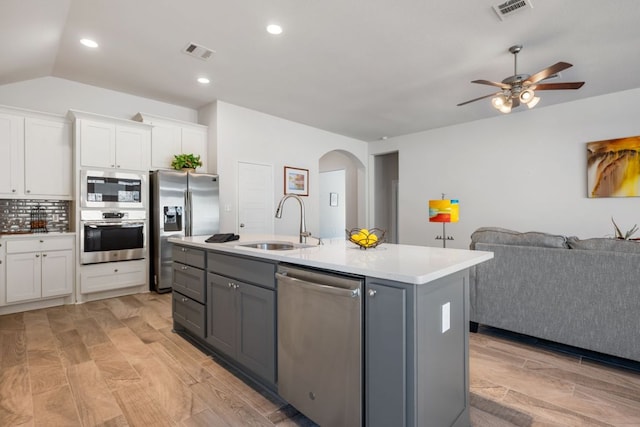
left=237, top=162, right=274, bottom=234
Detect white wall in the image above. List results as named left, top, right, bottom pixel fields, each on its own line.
left=211, top=101, right=368, bottom=237
left=0, top=76, right=197, bottom=122
left=369, top=88, right=640, bottom=249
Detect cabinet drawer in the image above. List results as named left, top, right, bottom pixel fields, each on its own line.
left=80, top=260, right=146, bottom=294
left=172, top=262, right=205, bottom=304
left=207, top=252, right=276, bottom=289
left=173, top=291, right=205, bottom=339
left=7, top=237, right=74, bottom=253
left=172, top=245, right=205, bottom=269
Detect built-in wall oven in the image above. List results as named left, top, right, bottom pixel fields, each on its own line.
left=80, top=210, right=146, bottom=265
left=81, top=169, right=146, bottom=210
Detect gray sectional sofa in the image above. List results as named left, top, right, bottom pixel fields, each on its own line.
left=469, top=227, right=640, bottom=362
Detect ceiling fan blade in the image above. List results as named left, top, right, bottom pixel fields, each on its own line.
left=471, top=79, right=511, bottom=89
left=531, top=82, right=585, bottom=90
left=525, top=62, right=573, bottom=84
left=457, top=92, right=499, bottom=106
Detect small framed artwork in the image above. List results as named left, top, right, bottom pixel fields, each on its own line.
left=329, top=192, right=339, bottom=207
left=284, top=166, right=309, bottom=196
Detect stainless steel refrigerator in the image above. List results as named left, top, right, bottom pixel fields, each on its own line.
left=150, top=170, right=219, bottom=293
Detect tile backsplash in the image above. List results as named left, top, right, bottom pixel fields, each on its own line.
left=0, top=199, right=70, bottom=233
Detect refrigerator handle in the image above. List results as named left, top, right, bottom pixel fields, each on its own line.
left=184, top=189, right=192, bottom=236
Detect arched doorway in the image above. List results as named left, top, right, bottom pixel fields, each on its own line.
left=319, top=150, right=366, bottom=239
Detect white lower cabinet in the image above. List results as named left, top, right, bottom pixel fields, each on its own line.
left=80, top=259, right=146, bottom=294
left=5, top=236, right=74, bottom=304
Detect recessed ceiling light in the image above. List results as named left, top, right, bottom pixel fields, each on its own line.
left=266, top=24, right=283, bottom=35
left=80, top=38, right=99, bottom=48
left=197, top=77, right=210, bottom=84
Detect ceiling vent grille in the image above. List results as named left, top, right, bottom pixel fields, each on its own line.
left=493, top=0, right=533, bottom=20
left=182, top=42, right=215, bottom=61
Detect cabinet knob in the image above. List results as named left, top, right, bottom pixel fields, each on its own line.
left=114, top=269, right=118, bottom=273
left=181, top=247, right=187, bottom=252
left=368, top=289, right=377, bottom=297
left=42, top=253, right=47, bottom=257
left=111, top=164, right=115, bottom=168
left=39, top=240, right=44, bottom=243
left=228, top=282, right=234, bottom=288
left=181, top=266, right=188, bottom=270
left=35, top=254, right=40, bottom=258
left=182, top=297, right=188, bottom=303
left=26, top=190, right=31, bottom=193
left=240, top=223, right=245, bottom=228
left=12, top=189, right=16, bottom=193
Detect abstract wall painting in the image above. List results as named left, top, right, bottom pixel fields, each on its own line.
left=587, top=136, right=640, bottom=198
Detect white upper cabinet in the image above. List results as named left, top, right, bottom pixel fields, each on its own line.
left=76, top=113, right=151, bottom=171
left=25, top=117, right=72, bottom=198
left=133, top=112, right=207, bottom=172
left=0, top=107, right=72, bottom=199
left=0, top=112, right=24, bottom=196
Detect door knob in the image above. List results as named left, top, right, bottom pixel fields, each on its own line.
left=368, top=289, right=377, bottom=297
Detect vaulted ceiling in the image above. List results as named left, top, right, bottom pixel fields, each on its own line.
left=2, top=0, right=640, bottom=141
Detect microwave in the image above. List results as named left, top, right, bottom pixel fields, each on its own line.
left=81, top=169, right=147, bottom=209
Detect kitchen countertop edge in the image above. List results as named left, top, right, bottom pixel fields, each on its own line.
left=169, top=234, right=493, bottom=285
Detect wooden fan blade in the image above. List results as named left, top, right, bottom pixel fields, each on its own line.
left=531, top=82, right=585, bottom=90
left=525, top=62, right=573, bottom=84
left=472, top=79, right=511, bottom=89
left=457, top=92, right=499, bottom=106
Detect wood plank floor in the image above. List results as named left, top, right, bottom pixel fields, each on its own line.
left=1, top=293, right=639, bottom=426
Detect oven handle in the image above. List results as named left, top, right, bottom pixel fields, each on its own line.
left=82, top=221, right=146, bottom=227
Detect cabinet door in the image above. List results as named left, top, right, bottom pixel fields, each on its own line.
left=0, top=113, right=24, bottom=196
left=365, top=282, right=408, bottom=427
left=80, top=120, right=116, bottom=168
left=24, top=118, right=72, bottom=198
left=6, top=252, right=40, bottom=303
left=235, top=282, right=275, bottom=385
left=181, top=127, right=207, bottom=172
left=206, top=273, right=236, bottom=357
left=116, top=125, right=150, bottom=171
left=150, top=124, right=181, bottom=169
left=41, top=250, right=73, bottom=298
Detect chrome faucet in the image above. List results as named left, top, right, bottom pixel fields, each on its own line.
left=275, top=194, right=311, bottom=244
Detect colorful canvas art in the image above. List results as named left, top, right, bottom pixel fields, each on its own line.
left=587, top=136, right=640, bottom=198
left=429, top=199, right=459, bottom=223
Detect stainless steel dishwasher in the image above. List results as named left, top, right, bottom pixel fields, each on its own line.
left=276, top=264, right=363, bottom=427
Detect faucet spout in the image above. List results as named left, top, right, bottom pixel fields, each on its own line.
left=275, top=194, right=308, bottom=243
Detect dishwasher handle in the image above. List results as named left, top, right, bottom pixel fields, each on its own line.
left=276, top=272, right=361, bottom=298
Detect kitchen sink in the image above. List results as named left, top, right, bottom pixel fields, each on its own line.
left=237, top=241, right=314, bottom=250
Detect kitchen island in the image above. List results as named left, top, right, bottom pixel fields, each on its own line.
left=168, top=234, right=492, bottom=427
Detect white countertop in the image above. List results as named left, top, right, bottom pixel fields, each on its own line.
left=0, top=232, right=76, bottom=239
left=169, top=234, right=493, bottom=285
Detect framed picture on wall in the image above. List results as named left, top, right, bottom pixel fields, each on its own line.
left=284, top=166, right=309, bottom=196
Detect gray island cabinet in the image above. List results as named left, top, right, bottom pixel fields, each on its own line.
left=169, top=235, right=492, bottom=427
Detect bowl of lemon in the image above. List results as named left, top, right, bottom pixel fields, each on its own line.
left=346, top=228, right=386, bottom=249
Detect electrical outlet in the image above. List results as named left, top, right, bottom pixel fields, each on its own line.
left=441, top=302, right=450, bottom=333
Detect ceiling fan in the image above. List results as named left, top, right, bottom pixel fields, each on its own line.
left=457, top=45, right=585, bottom=113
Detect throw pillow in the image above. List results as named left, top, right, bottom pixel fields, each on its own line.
left=471, top=227, right=568, bottom=249
left=566, top=236, right=640, bottom=254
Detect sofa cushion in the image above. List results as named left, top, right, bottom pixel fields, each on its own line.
left=470, top=227, right=568, bottom=249
left=567, top=236, right=640, bottom=254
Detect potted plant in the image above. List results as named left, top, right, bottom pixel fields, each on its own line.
left=171, top=153, right=202, bottom=171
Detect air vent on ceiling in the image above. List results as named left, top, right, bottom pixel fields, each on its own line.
left=182, top=42, right=215, bottom=61
left=492, top=0, right=533, bottom=21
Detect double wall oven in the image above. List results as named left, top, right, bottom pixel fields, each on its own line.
left=80, top=170, right=148, bottom=265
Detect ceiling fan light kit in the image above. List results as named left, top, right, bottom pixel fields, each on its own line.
left=459, top=44, right=584, bottom=114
